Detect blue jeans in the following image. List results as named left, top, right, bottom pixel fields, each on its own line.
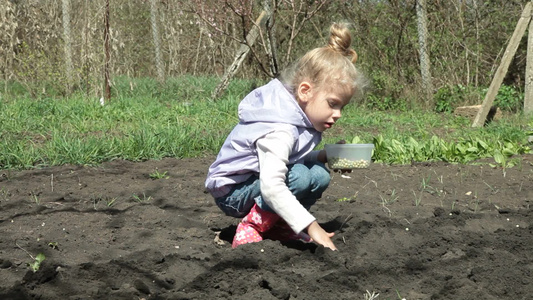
left=215, top=162, right=330, bottom=218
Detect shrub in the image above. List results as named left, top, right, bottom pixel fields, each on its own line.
left=492, top=84, right=524, bottom=112
left=364, top=70, right=409, bottom=111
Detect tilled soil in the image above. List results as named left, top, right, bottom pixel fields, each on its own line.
left=0, top=155, right=532, bottom=299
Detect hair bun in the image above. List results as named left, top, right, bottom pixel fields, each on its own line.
left=328, top=23, right=358, bottom=63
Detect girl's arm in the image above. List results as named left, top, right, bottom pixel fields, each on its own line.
left=256, top=130, right=315, bottom=234
left=256, top=130, right=337, bottom=250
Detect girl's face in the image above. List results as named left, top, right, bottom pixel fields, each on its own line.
left=297, top=81, right=353, bottom=132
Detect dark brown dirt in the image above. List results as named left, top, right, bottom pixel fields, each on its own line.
left=1, top=155, right=532, bottom=300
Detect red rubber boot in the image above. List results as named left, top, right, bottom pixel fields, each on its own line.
left=232, top=204, right=280, bottom=248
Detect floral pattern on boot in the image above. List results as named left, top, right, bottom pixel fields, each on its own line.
left=232, top=204, right=280, bottom=248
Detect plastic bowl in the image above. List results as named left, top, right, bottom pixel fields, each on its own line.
left=325, top=143, right=374, bottom=169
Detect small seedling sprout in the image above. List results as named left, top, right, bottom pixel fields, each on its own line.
left=0, top=188, right=9, bottom=201
left=379, top=189, right=399, bottom=206
left=106, top=198, right=117, bottom=207
left=482, top=181, right=499, bottom=194
left=149, top=169, right=169, bottom=179
left=390, top=172, right=401, bottom=181
left=420, top=175, right=431, bottom=190
left=29, top=253, right=46, bottom=273
left=31, top=193, right=40, bottom=205
left=420, top=175, right=443, bottom=197
left=132, top=193, right=153, bottom=202
left=336, top=191, right=359, bottom=202
left=412, top=190, right=422, bottom=206
left=396, top=290, right=406, bottom=300
left=364, top=290, right=379, bottom=300
left=16, top=242, right=46, bottom=273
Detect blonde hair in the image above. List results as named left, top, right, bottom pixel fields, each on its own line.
left=280, top=23, right=363, bottom=97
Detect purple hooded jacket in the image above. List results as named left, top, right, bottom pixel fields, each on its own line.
left=205, top=79, right=322, bottom=198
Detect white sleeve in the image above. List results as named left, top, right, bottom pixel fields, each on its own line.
left=256, top=130, right=316, bottom=234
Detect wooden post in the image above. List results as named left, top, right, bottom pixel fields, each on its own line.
left=264, top=0, right=279, bottom=77
left=473, top=2, right=532, bottom=127
left=211, top=9, right=271, bottom=99
left=525, top=1, right=533, bottom=116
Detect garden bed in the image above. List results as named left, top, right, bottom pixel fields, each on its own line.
left=1, top=155, right=532, bottom=299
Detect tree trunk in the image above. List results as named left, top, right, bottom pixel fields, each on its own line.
left=150, top=0, right=165, bottom=84
left=416, top=0, right=433, bottom=105
left=104, top=0, right=111, bottom=101
left=1, top=1, right=17, bottom=95
left=62, top=0, right=73, bottom=92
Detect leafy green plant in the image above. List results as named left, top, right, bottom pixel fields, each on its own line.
left=433, top=84, right=488, bottom=113
left=434, top=84, right=465, bottom=113
left=336, top=191, right=358, bottom=202
left=149, top=169, right=169, bottom=179
left=493, top=84, right=524, bottom=112
left=365, top=94, right=409, bottom=112
left=371, top=134, right=531, bottom=166
left=526, top=121, right=533, bottom=136
left=29, top=253, right=46, bottom=273
left=364, top=71, right=409, bottom=111
left=491, top=149, right=521, bottom=177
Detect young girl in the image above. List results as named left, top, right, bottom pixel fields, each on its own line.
left=205, top=23, right=362, bottom=251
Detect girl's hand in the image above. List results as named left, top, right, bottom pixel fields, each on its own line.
left=306, top=221, right=337, bottom=251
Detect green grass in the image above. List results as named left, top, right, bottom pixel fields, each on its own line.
left=0, top=76, right=531, bottom=170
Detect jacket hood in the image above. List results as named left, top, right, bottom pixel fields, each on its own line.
left=238, top=79, right=313, bottom=128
